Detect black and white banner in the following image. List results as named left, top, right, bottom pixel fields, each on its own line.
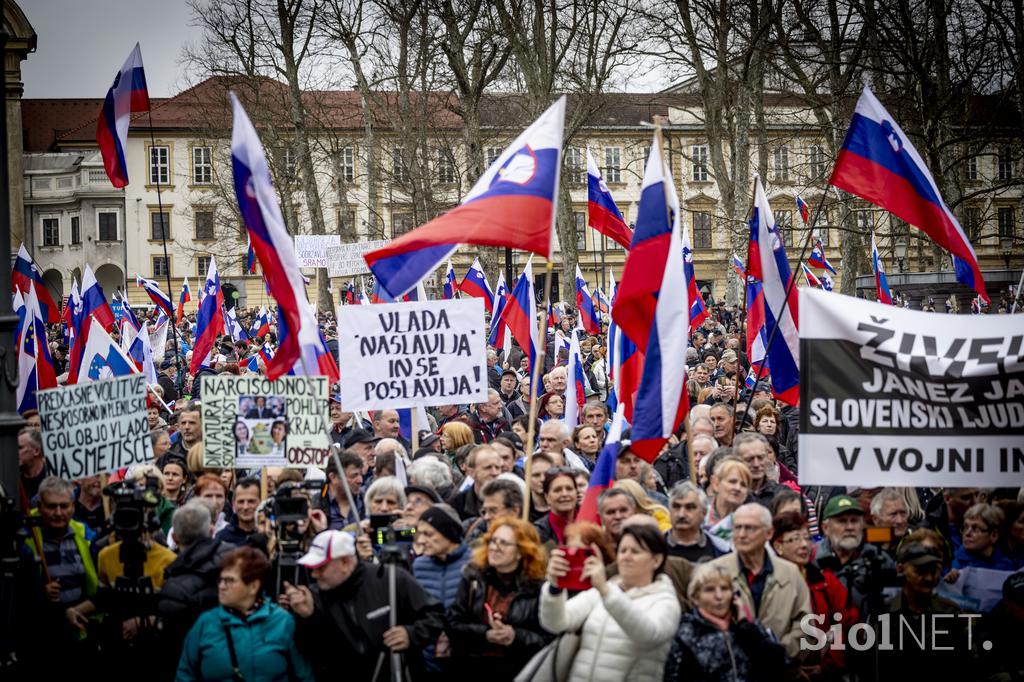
left=798, top=289, right=1024, bottom=487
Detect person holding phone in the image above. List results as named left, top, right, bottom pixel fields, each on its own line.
left=541, top=524, right=681, bottom=681
left=446, top=517, right=552, bottom=680
left=663, top=562, right=785, bottom=681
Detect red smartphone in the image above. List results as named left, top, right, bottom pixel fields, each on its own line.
left=556, top=546, right=596, bottom=591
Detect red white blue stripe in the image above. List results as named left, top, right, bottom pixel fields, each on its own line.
left=807, top=236, right=837, bottom=275
left=17, top=286, right=57, bottom=413
left=578, top=405, right=626, bottom=524
left=574, top=266, right=601, bottom=335
left=96, top=43, right=150, bottom=188
left=442, top=261, right=459, bottom=300
left=801, top=263, right=823, bottom=288
left=747, top=177, right=799, bottom=405
left=830, top=86, right=988, bottom=302
left=731, top=252, right=746, bottom=280
left=136, top=274, right=174, bottom=318
left=191, top=257, right=225, bottom=374
left=683, top=232, right=709, bottom=329
left=745, top=278, right=769, bottom=370
left=488, top=273, right=512, bottom=351
left=459, top=257, right=494, bottom=312
left=564, top=329, right=588, bottom=430
left=821, top=272, right=834, bottom=292
left=251, top=305, right=271, bottom=337
left=871, top=230, right=893, bottom=305
left=617, top=135, right=690, bottom=462
left=608, top=271, right=640, bottom=421
left=67, top=265, right=115, bottom=384
left=365, top=97, right=565, bottom=299
left=77, top=316, right=138, bottom=384
left=13, top=244, right=60, bottom=323
left=795, top=195, right=811, bottom=224
left=586, top=149, right=633, bottom=249
left=176, top=277, right=191, bottom=324
left=496, top=258, right=538, bottom=376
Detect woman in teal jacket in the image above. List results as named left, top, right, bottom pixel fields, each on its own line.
left=176, top=547, right=313, bottom=682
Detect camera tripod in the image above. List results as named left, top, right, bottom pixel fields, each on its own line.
left=370, top=544, right=412, bottom=682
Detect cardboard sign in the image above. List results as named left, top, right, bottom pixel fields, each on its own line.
left=326, top=239, right=389, bottom=278
left=202, top=375, right=330, bottom=468
left=38, top=374, right=152, bottom=479
left=295, top=235, right=342, bottom=269
left=798, top=289, right=1024, bottom=487
left=337, top=298, right=487, bottom=410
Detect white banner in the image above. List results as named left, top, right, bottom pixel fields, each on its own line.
left=337, top=298, right=487, bottom=410
left=326, top=239, right=390, bottom=278
left=202, top=375, right=330, bottom=469
left=798, top=288, right=1024, bottom=488
left=295, top=235, right=342, bottom=269
left=38, top=374, right=153, bottom=479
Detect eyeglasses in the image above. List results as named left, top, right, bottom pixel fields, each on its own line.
left=488, top=537, right=516, bottom=549
left=780, top=534, right=812, bottom=545
left=218, top=576, right=240, bottom=585
left=732, top=524, right=766, bottom=535
left=962, top=522, right=993, bottom=535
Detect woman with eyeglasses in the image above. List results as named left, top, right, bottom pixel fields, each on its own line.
left=771, top=512, right=857, bottom=678
left=446, top=516, right=552, bottom=680
left=533, top=468, right=578, bottom=547
left=949, top=503, right=1019, bottom=571
left=177, top=547, right=314, bottom=681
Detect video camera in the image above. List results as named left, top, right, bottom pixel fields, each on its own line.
left=104, top=476, right=161, bottom=545
left=265, top=480, right=322, bottom=524
left=369, top=514, right=416, bottom=547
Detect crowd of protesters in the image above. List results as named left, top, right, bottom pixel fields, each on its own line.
left=10, top=299, right=1024, bottom=682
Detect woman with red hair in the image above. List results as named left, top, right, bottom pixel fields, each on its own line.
left=446, top=516, right=552, bottom=679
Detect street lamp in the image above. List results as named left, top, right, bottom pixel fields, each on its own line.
left=894, top=239, right=907, bottom=273
left=1000, top=233, right=1014, bottom=269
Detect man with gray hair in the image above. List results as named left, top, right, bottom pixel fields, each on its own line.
left=538, top=419, right=590, bottom=471
left=24, top=476, right=97, bottom=608
left=666, top=481, right=729, bottom=563
left=733, top=431, right=782, bottom=507
left=709, top=502, right=811, bottom=658
left=598, top=488, right=637, bottom=543
left=468, top=388, right=509, bottom=443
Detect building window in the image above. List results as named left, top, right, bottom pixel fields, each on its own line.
left=150, top=210, right=170, bottom=241
left=391, top=211, right=414, bottom=238
left=149, top=146, right=170, bottom=185
left=963, top=206, right=981, bottom=241
left=337, top=209, right=356, bottom=234
left=70, top=216, right=81, bottom=245
left=997, top=146, right=1014, bottom=181
left=773, top=146, right=790, bottom=182
left=965, top=153, right=979, bottom=182
left=192, top=146, right=213, bottom=184
left=42, top=217, right=60, bottom=246
left=337, top=146, right=355, bottom=183
left=856, top=210, right=875, bottom=233
left=692, top=145, right=709, bottom=182
left=604, top=147, right=621, bottom=184
left=818, top=226, right=829, bottom=247
left=153, top=256, right=170, bottom=278
left=998, top=206, right=1016, bottom=238
left=392, top=146, right=409, bottom=183
left=574, top=211, right=586, bottom=251
left=565, top=147, right=584, bottom=185
left=98, top=212, right=119, bottom=241
left=194, top=210, right=215, bottom=240
left=437, top=149, right=456, bottom=184
left=197, top=255, right=212, bottom=277
left=485, top=147, right=502, bottom=167
left=692, top=212, right=712, bottom=249
left=283, top=147, right=297, bottom=179
left=776, top=210, right=794, bottom=246
left=807, top=145, right=825, bottom=180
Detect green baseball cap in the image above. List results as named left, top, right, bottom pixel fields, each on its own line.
left=821, top=495, right=865, bottom=521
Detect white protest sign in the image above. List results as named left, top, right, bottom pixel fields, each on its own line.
left=798, top=288, right=1024, bottom=488
left=295, top=235, right=341, bottom=268
left=326, top=239, right=389, bottom=278
left=38, top=374, right=153, bottom=479
left=337, top=297, right=487, bottom=410
left=202, top=375, right=330, bottom=469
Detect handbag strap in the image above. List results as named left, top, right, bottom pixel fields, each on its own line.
left=222, top=623, right=245, bottom=682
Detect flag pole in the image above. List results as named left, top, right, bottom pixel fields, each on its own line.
left=741, top=178, right=826, bottom=428
left=145, top=111, right=184, bottom=393
left=521, top=260, right=554, bottom=522
left=734, top=175, right=758, bottom=421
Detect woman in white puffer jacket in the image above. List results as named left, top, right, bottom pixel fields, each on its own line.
left=539, top=523, right=682, bottom=682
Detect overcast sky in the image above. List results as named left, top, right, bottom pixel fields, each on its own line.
left=21, top=0, right=202, bottom=99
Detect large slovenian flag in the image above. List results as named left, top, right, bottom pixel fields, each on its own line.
left=13, top=244, right=60, bottom=323
left=231, top=93, right=319, bottom=380
left=488, top=273, right=512, bottom=352
left=96, top=43, right=150, bottom=188
left=225, top=306, right=250, bottom=342
left=577, top=405, right=626, bottom=524
left=66, top=265, right=116, bottom=384
left=575, top=266, right=601, bottom=335
left=136, top=274, right=174, bottom=318
left=563, top=329, right=588, bottom=430
left=801, top=263, right=823, bottom=288
left=176, top=277, right=191, bottom=324
left=745, top=278, right=769, bottom=370
left=747, top=177, right=799, bottom=405
left=288, top=301, right=340, bottom=383
left=807, top=236, right=837, bottom=275
left=496, top=258, right=538, bottom=377
left=459, top=257, right=494, bottom=311
left=871, top=230, right=893, bottom=305
left=77, top=317, right=138, bottom=383
left=586, top=149, right=633, bottom=249
left=366, top=97, right=566, bottom=298
left=190, top=257, right=225, bottom=374
left=615, top=134, right=689, bottom=462
left=830, top=86, right=988, bottom=302
left=17, top=287, right=57, bottom=414
left=607, top=271, right=640, bottom=421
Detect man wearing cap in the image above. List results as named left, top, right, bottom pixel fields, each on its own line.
left=158, top=361, right=179, bottom=402
left=412, top=505, right=471, bottom=608
left=329, top=397, right=373, bottom=448
left=814, top=494, right=895, bottom=616
left=498, top=369, right=521, bottom=409
left=283, top=530, right=444, bottom=680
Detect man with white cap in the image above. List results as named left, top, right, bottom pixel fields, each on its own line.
left=283, top=530, right=444, bottom=680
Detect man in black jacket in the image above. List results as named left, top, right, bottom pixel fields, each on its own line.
left=283, top=530, right=444, bottom=681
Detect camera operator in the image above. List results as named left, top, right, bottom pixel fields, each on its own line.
left=282, top=530, right=444, bottom=680
left=263, top=480, right=328, bottom=598
left=215, top=477, right=269, bottom=554
left=157, top=500, right=233, bottom=672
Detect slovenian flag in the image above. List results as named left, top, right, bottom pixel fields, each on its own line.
left=731, top=252, right=746, bottom=279
left=458, top=257, right=494, bottom=311
left=66, top=265, right=116, bottom=384
left=801, top=263, right=823, bottom=288
left=807, top=237, right=837, bottom=275
left=96, top=43, right=150, bottom=188
left=871, top=230, right=893, bottom=305
left=442, top=261, right=459, bottom=300
left=564, top=329, right=588, bottom=430
left=176, top=277, right=191, bottom=325
left=795, top=195, right=810, bottom=224
left=586, top=149, right=633, bottom=249
left=488, top=273, right=512, bottom=352
left=136, top=274, right=174, bottom=318
left=577, top=405, right=626, bottom=524
left=190, top=257, right=225, bottom=374
left=77, top=316, right=138, bottom=383
left=830, top=86, right=987, bottom=302
left=495, top=259, right=538, bottom=376
left=16, top=286, right=57, bottom=413
left=13, top=244, right=60, bottom=323
left=365, top=98, right=565, bottom=299
left=575, top=266, right=601, bottom=335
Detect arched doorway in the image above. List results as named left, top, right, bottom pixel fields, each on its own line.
left=95, top=263, right=125, bottom=301
left=222, top=282, right=239, bottom=310
left=42, top=269, right=63, bottom=308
